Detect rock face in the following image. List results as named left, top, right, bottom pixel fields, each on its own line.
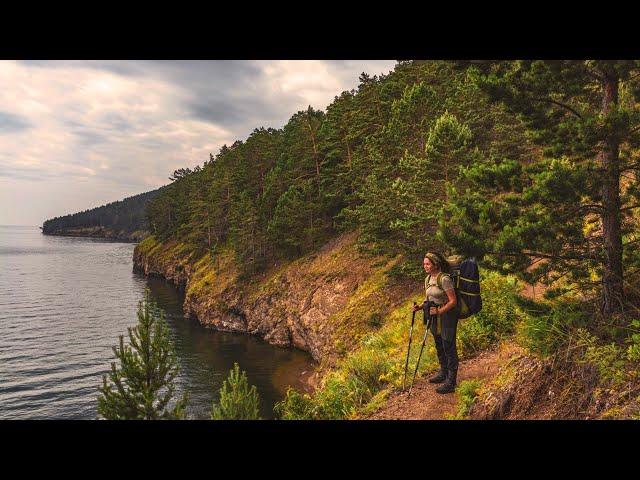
left=133, top=243, right=190, bottom=288
left=133, top=233, right=402, bottom=364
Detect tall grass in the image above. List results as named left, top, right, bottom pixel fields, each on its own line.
left=455, top=379, right=482, bottom=419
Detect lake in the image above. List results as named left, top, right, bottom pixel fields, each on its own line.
left=0, top=225, right=314, bottom=419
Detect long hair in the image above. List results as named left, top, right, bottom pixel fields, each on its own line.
left=424, top=251, right=451, bottom=274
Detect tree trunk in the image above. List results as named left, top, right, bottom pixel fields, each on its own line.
left=599, top=73, right=625, bottom=313
left=374, top=89, right=383, bottom=123
left=305, top=113, right=321, bottom=198
left=206, top=211, right=211, bottom=249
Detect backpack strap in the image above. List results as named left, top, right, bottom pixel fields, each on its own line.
left=426, top=272, right=452, bottom=293
left=438, top=272, right=455, bottom=290
left=459, top=275, right=479, bottom=283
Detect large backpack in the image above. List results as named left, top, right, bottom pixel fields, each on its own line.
left=432, top=257, right=482, bottom=319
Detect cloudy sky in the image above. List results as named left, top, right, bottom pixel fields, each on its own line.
left=0, top=60, right=396, bottom=226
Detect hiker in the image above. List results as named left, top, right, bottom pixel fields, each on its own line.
left=413, top=251, right=459, bottom=394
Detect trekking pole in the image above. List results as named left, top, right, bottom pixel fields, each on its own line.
left=401, top=302, right=418, bottom=393
left=408, top=303, right=434, bottom=398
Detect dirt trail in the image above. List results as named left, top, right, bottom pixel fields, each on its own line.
left=364, top=346, right=512, bottom=420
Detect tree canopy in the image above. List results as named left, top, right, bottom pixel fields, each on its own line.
left=145, top=60, right=640, bottom=318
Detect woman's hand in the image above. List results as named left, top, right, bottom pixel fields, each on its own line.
left=433, top=289, right=457, bottom=315
left=413, top=303, right=422, bottom=312
left=429, top=306, right=438, bottom=316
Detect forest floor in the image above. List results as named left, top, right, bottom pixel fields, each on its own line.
left=362, top=344, right=515, bottom=420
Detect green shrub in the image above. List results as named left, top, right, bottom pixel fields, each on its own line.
left=367, top=312, right=384, bottom=328
left=458, top=271, right=521, bottom=354
left=517, top=308, right=568, bottom=357
left=275, top=374, right=356, bottom=420
left=626, top=319, right=640, bottom=363
left=516, top=298, right=593, bottom=357
left=313, top=375, right=361, bottom=419
left=211, top=363, right=261, bottom=420
left=458, top=317, right=492, bottom=354
left=344, top=350, right=391, bottom=394
left=274, top=388, right=314, bottom=420
left=456, top=379, right=482, bottom=419
left=573, top=329, right=628, bottom=385
left=275, top=352, right=394, bottom=420
left=334, top=339, right=348, bottom=356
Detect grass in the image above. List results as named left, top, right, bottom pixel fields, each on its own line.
left=136, top=235, right=162, bottom=257
left=326, top=258, right=400, bottom=350
left=455, top=379, right=483, bottom=419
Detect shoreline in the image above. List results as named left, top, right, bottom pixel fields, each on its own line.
left=135, top=261, right=321, bottom=396
left=42, top=230, right=147, bottom=243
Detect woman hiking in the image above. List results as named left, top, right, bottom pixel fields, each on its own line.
left=413, top=251, right=459, bottom=394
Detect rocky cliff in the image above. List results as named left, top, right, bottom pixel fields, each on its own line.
left=133, top=233, right=412, bottom=367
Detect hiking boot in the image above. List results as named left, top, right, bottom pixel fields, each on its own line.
left=435, top=381, right=456, bottom=394
left=428, top=369, right=447, bottom=384
left=435, top=370, right=457, bottom=394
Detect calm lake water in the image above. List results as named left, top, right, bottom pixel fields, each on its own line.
left=0, top=225, right=314, bottom=419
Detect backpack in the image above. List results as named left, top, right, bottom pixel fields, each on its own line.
left=431, top=257, right=482, bottom=319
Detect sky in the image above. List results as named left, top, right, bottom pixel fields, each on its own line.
left=0, top=60, right=397, bottom=226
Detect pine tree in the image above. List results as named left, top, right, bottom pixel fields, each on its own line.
left=229, top=191, right=263, bottom=274
left=97, top=290, right=188, bottom=419
left=343, top=78, right=478, bottom=265
left=389, top=112, right=474, bottom=272
left=210, top=363, right=261, bottom=420
left=341, top=79, right=443, bottom=256
left=445, top=60, right=640, bottom=314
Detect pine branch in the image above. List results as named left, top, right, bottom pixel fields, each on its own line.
left=534, top=97, right=583, bottom=119
left=487, top=249, right=601, bottom=262
left=586, top=67, right=604, bottom=81
left=621, top=204, right=640, bottom=212
left=620, top=161, right=640, bottom=172
left=623, top=236, right=640, bottom=247
left=627, top=71, right=640, bottom=82
left=557, top=203, right=603, bottom=220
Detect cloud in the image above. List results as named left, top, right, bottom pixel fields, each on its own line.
left=0, top=59, right=397, bottom=224
left=0, top=111, right=32, bottom=134
left=187, top=98, right=249, bottom=126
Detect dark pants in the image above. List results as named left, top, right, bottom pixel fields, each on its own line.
left=429, top=307, right=459, bottom=378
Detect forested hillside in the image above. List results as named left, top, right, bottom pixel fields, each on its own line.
left=141, top=60, right=640, bottom=419
left=148, top=62, right=530, bottom=273
left=42, top=188, right=162, bottom=241
left=147, top=60, right=640, bottom=310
